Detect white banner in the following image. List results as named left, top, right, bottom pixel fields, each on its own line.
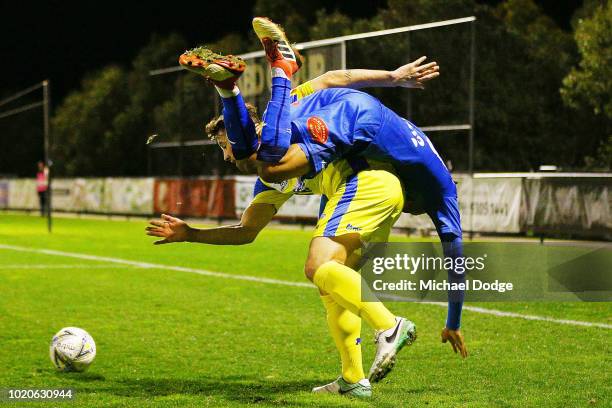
left=81, top=179, right=106, bottom=212
left=522, top=178, right=611, bottom=238
left=103, top=178, right=154, bottom=214
left=51, top=178, right=85, bottom=212
left=7, top=179, right=38, bottom=210
left=233, top=175, right=320, bottom=219
left=46, top=178, right=105, bottom=213
left=277, top=195, right=321, bottom=218
left=396, top=176, right=522, bottom=233
left=6, top=178, right=153, bottom=214
left=234, top=176, right=257, bottom=215
left=4, top=174, right=607, bottom=239
left=459, top=176, right=522, bottom=233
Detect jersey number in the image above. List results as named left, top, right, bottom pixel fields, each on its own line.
left=411, top=131, right=425, bottom=148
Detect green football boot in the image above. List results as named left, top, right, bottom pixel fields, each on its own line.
left=368, top=317, right=417, bottom=383
left=312, top=377, right=372, bottom=398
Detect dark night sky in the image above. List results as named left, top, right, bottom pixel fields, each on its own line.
left=1, top=0, right=582, bottom=103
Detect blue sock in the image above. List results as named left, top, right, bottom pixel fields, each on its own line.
left=258, top=77, right=292, bottom=163
left=221, top=93, right=258, bottom=160
left=441, top=234, right=464, bottom=330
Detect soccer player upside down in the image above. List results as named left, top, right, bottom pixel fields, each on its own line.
left=147, top=17, right=466, bottom=398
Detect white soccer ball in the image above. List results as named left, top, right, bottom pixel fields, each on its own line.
left=49, top=327, right=96, bottom=372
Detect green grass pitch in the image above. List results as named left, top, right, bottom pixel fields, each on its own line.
left=0, top=213, right=610, bottom=407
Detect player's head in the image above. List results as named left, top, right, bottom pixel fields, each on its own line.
left=205, top=104, right=262, bottom=173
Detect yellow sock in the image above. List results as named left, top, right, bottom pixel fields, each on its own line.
left=314, top=261, right=396, bottom=331
left=321, top=295, right=365, bottom=383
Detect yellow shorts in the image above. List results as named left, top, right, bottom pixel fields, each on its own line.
left=313, top=169, right=404, bottom=243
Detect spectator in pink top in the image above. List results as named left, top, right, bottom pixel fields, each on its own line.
left=36, top=161, right=49, bottom=217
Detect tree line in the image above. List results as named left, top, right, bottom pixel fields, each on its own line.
left=1, top=0, right=609, bottom=177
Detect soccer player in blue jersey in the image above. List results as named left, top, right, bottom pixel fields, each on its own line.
left=246, top=19, right=467, bottom=355
left=174, top=56, right=441, bottom=395
left=172, top=17, right=466, bottom=394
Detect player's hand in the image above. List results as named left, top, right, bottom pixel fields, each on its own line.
left=441, top=327, right=468, bottom=358
left=145, top=214, right=191, bottom=245
left=391, top=56, right=440, bottom=89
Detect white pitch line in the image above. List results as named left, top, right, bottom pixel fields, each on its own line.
left=0, top=244, right=311, bottom=288
left=0, top=243, right=610, bottom=329
left=1, top=264, right=140, bottom=269
left=379, top=294, right=612, bottom=329
left=455, top=304, right=612, bottom=329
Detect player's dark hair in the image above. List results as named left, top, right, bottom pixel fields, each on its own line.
left=205, top=103, right=260, bottom=141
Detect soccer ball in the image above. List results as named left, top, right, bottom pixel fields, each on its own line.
left=49, top=327, right=96, bottom=372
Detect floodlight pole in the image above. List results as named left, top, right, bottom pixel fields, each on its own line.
left=147, top=145, right=152, bottom=176
left=42, top=79, right=52, bottom=233
left=468, top=21, right=475, bottom=175
left=468, top=20, right=476, bottom=239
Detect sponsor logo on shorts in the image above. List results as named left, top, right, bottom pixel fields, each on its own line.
left=306, top=116, right=329, bottom=144
left=293, top=179, right=312, bottom=195
left=266, top=179, right=289, bottom=193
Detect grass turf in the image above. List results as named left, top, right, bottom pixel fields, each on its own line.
left=0, top=213, right=610, bottom=407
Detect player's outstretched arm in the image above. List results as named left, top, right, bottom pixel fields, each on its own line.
left=308, top=56, right=439, bottom=91
left=146, top=205, right=276, bottom=245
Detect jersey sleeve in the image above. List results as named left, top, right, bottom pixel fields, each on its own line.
left=290, top=81, right=316, bottom=103
left=250, top=178, right=292, bottom=211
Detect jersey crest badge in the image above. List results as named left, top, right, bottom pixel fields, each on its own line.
left=306, top=116, right=329, bottom=144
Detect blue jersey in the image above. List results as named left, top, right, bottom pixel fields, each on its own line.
left=287, top=87, right=463, bottom=327
left=223, top=82, right=463, bottom=328
left=288, top=88, right=457, bottom=207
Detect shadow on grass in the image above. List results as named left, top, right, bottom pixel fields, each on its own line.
left=106, top=376, right=326, bottom=405
left=59, top=372, right=106, bottom=382
left=61, top=373, right=430, bottom=406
